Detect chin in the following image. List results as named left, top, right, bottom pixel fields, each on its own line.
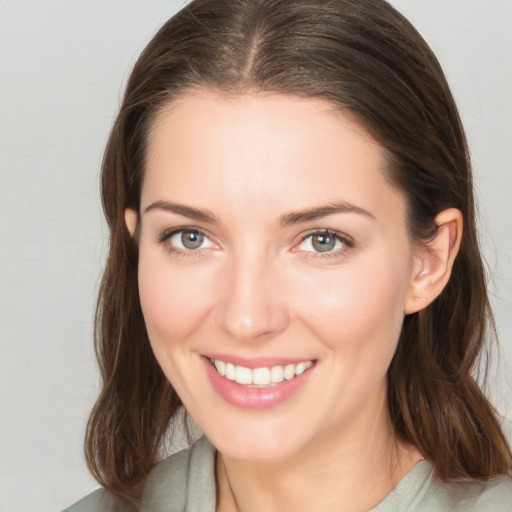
left=201, top=415, right=313, bottom=463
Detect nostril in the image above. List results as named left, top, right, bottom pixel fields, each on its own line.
left=214, top=302, right=290, bottom=343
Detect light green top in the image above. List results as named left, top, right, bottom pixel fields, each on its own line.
left=64, top=436, right=512, bottom=512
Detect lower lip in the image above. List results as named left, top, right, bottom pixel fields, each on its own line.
left=202, top=357, right=315, bottom=410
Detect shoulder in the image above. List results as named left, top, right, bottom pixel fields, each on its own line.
left=373, top=460, right=512, bottom=512
left=61, top=488, right=137, bottom=512
left=142, top=435, right=216, bottom=511
left=422, top=473, right=512, bottom=512
left=62, top=437, right=217, bottom=512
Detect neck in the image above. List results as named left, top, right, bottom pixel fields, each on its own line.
left=215, top=394, right=423, bottom=512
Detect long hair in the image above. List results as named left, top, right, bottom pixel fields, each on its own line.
left=85, top=0, right=512, bottom=501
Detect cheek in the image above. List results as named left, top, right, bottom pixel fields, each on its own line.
left=290, top=254, right=411, bottom=359
left=137, top=253, right=215, bottom=344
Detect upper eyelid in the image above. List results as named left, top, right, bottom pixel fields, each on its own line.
left=156, top=226, right=354, bottom=250
left=298, top=228, right=354, bottom=244
left=157, top=227, right=217, bottom=256
left=157, top=226, right=212, bottom=243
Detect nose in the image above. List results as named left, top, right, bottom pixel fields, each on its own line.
left=215, top=252, right=290, bottom=343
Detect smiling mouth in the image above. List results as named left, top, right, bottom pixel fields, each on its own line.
left=209, top=357, right=315, bottom=388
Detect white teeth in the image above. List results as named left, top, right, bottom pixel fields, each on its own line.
left=295, top=362, right=306, bottom=375
left=225, top=362, right=236, bottom=381
left=253, top=367, right=271, bottom=386
left=211, top=358, right=314, bottom=387
left=214, top=359, right=226, bottom=376
left=295, top=360, right=313, bottom=375
left=270, top=365, right=284, bottom=383
left=235, top=366, right=252, bottom=385
left=284, top=364, right=295, bottom=380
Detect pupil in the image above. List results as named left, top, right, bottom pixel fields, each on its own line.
left=181, top=231, right=203, bottom=249
left=313, top=234, right=335, bottom=252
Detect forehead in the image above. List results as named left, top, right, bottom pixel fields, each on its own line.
left=142, top=90, right=406, bottom=227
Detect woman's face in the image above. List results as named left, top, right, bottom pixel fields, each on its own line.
left=131, top=91, right=423, bottom=462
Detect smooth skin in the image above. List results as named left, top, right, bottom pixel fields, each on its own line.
left=126, top=90, right=462, bottom=512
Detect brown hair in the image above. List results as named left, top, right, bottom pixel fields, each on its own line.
left=86, top=0, right=512, bottom=502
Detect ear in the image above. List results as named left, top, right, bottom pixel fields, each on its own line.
left=404, top=208, right=463, bottom=315
left=124, top=208, right=138, bottom=238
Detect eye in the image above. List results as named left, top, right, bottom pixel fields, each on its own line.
left=172, top=230, right=206, bottom=250
left=297, top=230, right=352, bottom=254
left=158, top=227, right=216, bottom=252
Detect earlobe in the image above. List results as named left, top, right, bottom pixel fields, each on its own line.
left=125, top=208, right=139, bottom=238
left=404, top=208, right=463, bottom=314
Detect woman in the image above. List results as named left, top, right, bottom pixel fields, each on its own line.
left=65, top=0, right=512, bottom=510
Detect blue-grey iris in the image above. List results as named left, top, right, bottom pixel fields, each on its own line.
left=312, top=234, right=336, bottom=252
left=182, top=231, right=204, bottom=249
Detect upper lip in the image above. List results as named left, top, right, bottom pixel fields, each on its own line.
left=203, top=353, right=316, bottom=369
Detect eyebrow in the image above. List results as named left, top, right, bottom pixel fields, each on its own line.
left=278, top=202, right=374, bottom=226
left=144, top=201, right=219, bottom=224
left=144, top=199, right=374, bottom=226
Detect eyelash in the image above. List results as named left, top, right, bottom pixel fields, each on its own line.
left=157, top=226, right=214, bottom=258
left=296, top=229, right=355, bottom=260
left=156, top=227, right=354, bottom=259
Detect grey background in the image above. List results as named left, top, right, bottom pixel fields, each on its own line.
left=1, top=1, right=511, bottom=511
